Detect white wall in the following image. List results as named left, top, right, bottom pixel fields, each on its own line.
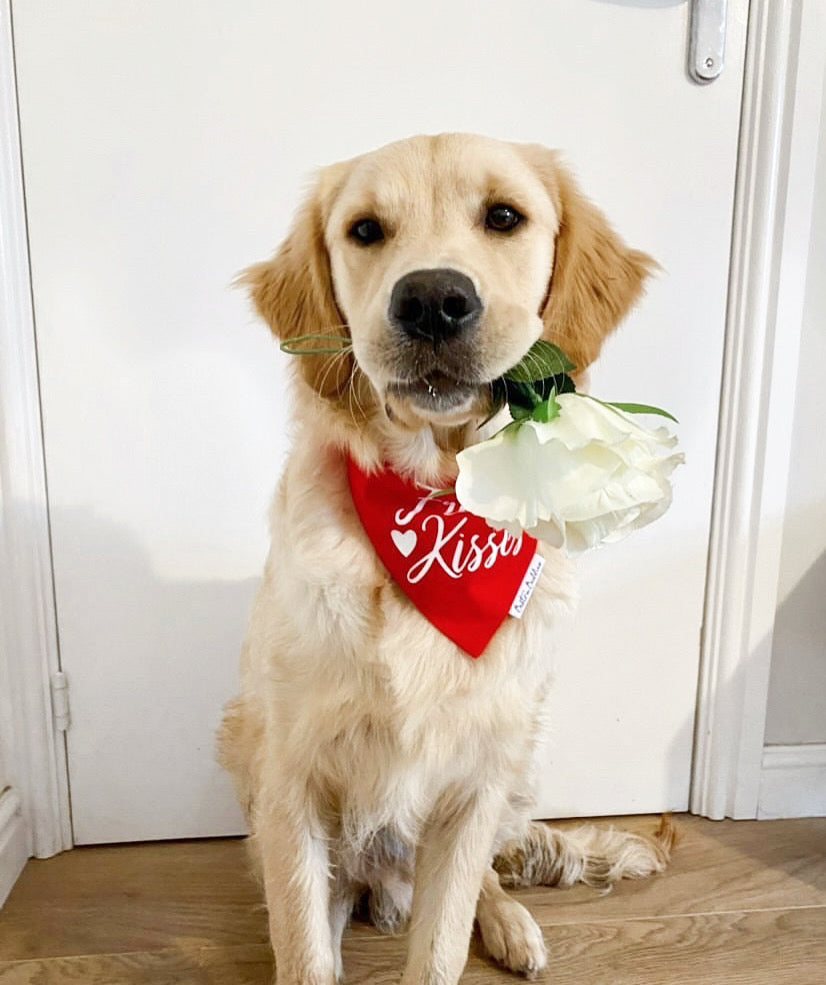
left=763, top=66, right=826, bottom=746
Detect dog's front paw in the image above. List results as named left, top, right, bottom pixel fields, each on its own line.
left=476, top=895, right=547, bottom=979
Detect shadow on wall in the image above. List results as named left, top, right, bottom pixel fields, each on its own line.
left=765, top=549, right=826, bottom=746
left=49, top=506, right=258, bottom=844
left=51, top=507, right=767, bottom=841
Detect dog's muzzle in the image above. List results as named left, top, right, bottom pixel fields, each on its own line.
left=389, top=268, right=482, bottom=346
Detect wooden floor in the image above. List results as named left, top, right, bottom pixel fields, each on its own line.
left=0, top=815, right=824, bottom=984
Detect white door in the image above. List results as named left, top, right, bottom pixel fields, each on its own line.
left=12, top=0, right=748, bottom=843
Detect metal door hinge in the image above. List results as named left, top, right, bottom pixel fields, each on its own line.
left=50, top=671, right=71, bottom=731
left=689, top=0, right=727, bottom=84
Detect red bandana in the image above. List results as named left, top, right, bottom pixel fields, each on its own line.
left=347, top=457, right=541, bottom=657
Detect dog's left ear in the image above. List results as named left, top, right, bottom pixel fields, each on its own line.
left=523, top=147, right=657, bottom=374
left=238, top=163, right=352, bottom=398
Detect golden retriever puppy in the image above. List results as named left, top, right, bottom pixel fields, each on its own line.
left=219, top=133, right=674, bottom=985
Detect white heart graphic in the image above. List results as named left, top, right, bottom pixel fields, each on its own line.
left=391, top=529, right=417, bottom=558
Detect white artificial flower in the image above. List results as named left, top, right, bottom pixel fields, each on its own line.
left=455, top=393, right=684, bottom=555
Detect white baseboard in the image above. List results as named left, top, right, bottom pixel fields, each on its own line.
left=758, top=744, right=826, bottom=819
left=0, top=788, right=29, bottom=907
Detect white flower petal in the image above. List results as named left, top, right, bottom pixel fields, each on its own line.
left=455, top=394, right=684, bottom=555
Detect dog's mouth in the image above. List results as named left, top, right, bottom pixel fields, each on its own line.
left=387, top=372, right=481, bottom=412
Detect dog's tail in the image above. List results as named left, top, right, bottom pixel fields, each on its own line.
left=493, top=814, right=676, bottom=891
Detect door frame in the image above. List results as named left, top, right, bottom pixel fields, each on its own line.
left=0, top=0, right=73, bottom=873
left=691, top=0, right=826, bottom=819
left=0, top=0, right=822, bottom=876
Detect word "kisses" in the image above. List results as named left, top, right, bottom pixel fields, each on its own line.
left=392, top=496, right=526, bottom=584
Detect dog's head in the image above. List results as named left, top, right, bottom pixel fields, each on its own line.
left=243, top=134, right=654, bottom=431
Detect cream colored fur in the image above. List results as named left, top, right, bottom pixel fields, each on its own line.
left=218, top=133, right=671, bottom=985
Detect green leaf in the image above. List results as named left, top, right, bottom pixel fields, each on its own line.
left=503, top=340, right=576, bottom=383
left=604, top=401, right=678, bottom=423
left=530, top=388, right=561, bottom=423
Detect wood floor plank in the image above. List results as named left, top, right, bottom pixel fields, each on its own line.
left=0, top=943, right=275, bottom=985
left=1, top=907, right=824, bottom=985
left=0, top=839, right=269, bottom=961
left=498, top=906, right=826, bottom=985
left=519, top=814, right=826, bottom=925
left=1, top=815, right=824, bottom=976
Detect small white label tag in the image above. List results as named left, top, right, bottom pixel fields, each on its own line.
left=509, top=553, right=545, bottom=618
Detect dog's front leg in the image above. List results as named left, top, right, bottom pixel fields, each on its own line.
left=402, top=788, right=503, bottom=985
left=257, top=783, right=336, bottom=985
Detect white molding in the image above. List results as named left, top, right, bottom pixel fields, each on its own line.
left=0, top=0, right=72, bottom=859
left=758, top=744, right=826, bottom=819
left=692, top=0, right=826, bottom=819
left=0, top=789, right=28, bottom=907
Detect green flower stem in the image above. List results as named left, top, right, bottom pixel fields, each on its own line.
left=279, top=334, right=353, bottom=356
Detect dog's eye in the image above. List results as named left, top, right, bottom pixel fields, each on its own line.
left=485, top=204, right=523, bottom=233
left=348, top=218, right=385, bottom=246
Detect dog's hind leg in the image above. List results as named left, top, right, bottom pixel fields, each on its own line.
left=475, top=867, right=547, bottom=979
left=216, top=694, right=264, bottom=823
left=367, top=874, right=413, bottom=935
left=493, top=814, right=676, bottom=891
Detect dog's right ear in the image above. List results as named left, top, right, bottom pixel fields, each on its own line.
left=238, top=165, right=353, bottom=398
left=518, top=144, right=656, bottom=375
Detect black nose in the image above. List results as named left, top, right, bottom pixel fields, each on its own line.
left=389, top=268, right=482, bottom=344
